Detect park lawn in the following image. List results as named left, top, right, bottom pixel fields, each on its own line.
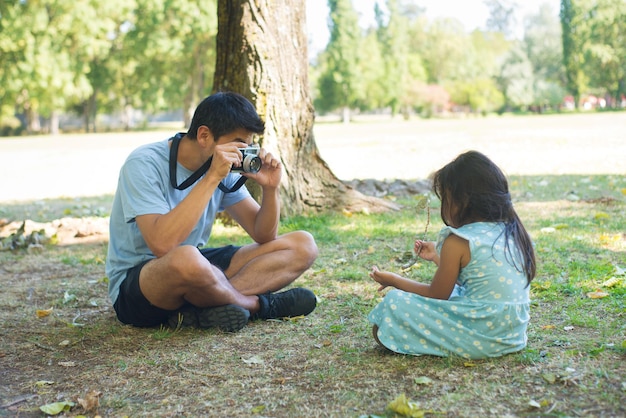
left=0, top=173, right=624, bottom=417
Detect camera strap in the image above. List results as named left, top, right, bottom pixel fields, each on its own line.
left=168, top=133, right=248, bottom=193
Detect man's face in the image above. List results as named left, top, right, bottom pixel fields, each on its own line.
left=215, top=128, right=256, bottom=147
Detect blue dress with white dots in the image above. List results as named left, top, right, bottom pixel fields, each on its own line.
left=368, top=222, right=531, bottom=359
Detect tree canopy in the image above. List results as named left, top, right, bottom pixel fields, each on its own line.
left=0, top=0, right=624, bottom=134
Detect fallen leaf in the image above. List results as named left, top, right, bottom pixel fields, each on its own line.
left=387, top=393, right=425, bottom=418
left=241, top=355, right=264, bottom=365
left=250, top=405, right=266, bottom=414
left=542, top=373, right=557, bottom=384
left=35, top=380, right=54, bottom=387
left=593, top=212, right=610, bottom=220
left=63, top=291, right=76, bottom=304
left=463, top=362, right=476, bottom=367
left=77, top=390, right=102, bottom=413
left=314, top=339, right=332, bottom=349
left=39, top=401, right=74, bottom=415
left=284, top=315, right=305, bottom=322
left=367, top=245, right=375, bottom=254
left=58, top=361, right=76, bottom=367
left=414, top=376, right=433, bottom=385
left=528, top=399, right=541, bottom=408
left=602, top=277, right=621, bottom=288
left=541, top=325, right=556, bottom=330
left=586, top=291, right=609, bottom=299
left=36, top=308, right=54, bottom=318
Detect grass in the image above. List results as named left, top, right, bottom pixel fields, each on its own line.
left=0, top=114, right=625, bottom=417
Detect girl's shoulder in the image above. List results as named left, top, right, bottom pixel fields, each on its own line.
left=437, top=222, right=503, bottom=250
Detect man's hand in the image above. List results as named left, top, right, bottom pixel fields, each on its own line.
left=244, top=148, right=282, bottom=188
left=208, top=142, right=248, bottom=181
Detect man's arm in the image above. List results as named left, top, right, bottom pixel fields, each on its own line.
left=136, top=140, right=242, bottom=257
left=136, top=174, right=221, bottom=257
left=227, top=147, right=282, bottom=244
left=227, top=185, right=280, bottom=244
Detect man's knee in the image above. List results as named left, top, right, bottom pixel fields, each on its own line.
left=287, top=230, right=318, bottom=267
left=167, top=245, right=217, bottom=284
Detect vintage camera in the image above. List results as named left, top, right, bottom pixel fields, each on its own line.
left=231, top=146, right=262, bottom=173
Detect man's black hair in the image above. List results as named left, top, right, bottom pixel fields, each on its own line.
left=187, top=91, right=265, bottom=140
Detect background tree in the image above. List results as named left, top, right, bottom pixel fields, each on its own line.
left=560, top=0, right=591, bottom=108
left=214, top=0, right=395, bottom=215
left=584, top=0, right=626, bottom=106
left=315, top=0, right=362, bottom=122
left=124, top=0, right=218, bottom=127
left=523, top=2, right=566, bottom=111
left=496, top=43, right=535, bottom=110
left=485, top=0, right=518, bottom=39
left=376, top=0, right=410, bottom=116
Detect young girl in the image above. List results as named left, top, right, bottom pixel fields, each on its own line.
left=368, top=150, right=536, bottom=359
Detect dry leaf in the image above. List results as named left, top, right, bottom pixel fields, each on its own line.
left=77, top=390, right=102, bottom=412
left=586, top=291, right=609, bottom=299
left=36, top=308, right=53, bottom=318
left=414, top=376, right=433, bottom=385
left=241, top=355, right=264, bottom=365
left=602, top=277, right=621, bottom=288
left=541, top=325, right=556, bottom=330
left=58, top=361, right=76, bottom=367
left=387, top=393, right=426, bottom=418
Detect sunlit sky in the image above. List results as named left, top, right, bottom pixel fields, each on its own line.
left=305, top=0, right=560, bottom=56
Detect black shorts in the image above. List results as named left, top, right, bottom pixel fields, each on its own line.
left=113, top=245, right=241, bottom=327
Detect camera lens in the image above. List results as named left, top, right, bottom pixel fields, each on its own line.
left=243, top=155, right=262, bottom=173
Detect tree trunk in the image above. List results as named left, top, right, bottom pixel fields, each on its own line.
left=214, top=0, right=396, bottom=216
left=49, top=110, right=59, bottom=135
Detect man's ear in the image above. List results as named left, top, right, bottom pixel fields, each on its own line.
left=196, top=125, right=214, bottom=146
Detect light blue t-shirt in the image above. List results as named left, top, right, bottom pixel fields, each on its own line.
left=105, top=139, right=250, bottom=303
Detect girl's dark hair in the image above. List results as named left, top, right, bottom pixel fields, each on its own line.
left=431, top=150, right=536, bottom=284
left=187, top=91, right=265, bottom=140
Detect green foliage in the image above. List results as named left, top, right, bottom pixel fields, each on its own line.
left=0, top=0, right=217, bottom=132
left=315, top=0, right=363, bottom=115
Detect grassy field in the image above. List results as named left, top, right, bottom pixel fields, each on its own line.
left=0, top=113, right=625, bottom=417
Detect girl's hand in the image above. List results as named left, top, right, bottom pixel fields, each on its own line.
left=414, top=240, right=437, bottom=261
left=370, top=266, right=397, bottom=292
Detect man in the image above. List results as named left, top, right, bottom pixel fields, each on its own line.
left=105, top=92, right=318, bottom=332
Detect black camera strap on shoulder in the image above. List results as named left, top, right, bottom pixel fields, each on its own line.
left=168, top=132, right=248, bottom=193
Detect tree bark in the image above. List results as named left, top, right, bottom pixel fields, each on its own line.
left=214, top=0, right=396, bottom=216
